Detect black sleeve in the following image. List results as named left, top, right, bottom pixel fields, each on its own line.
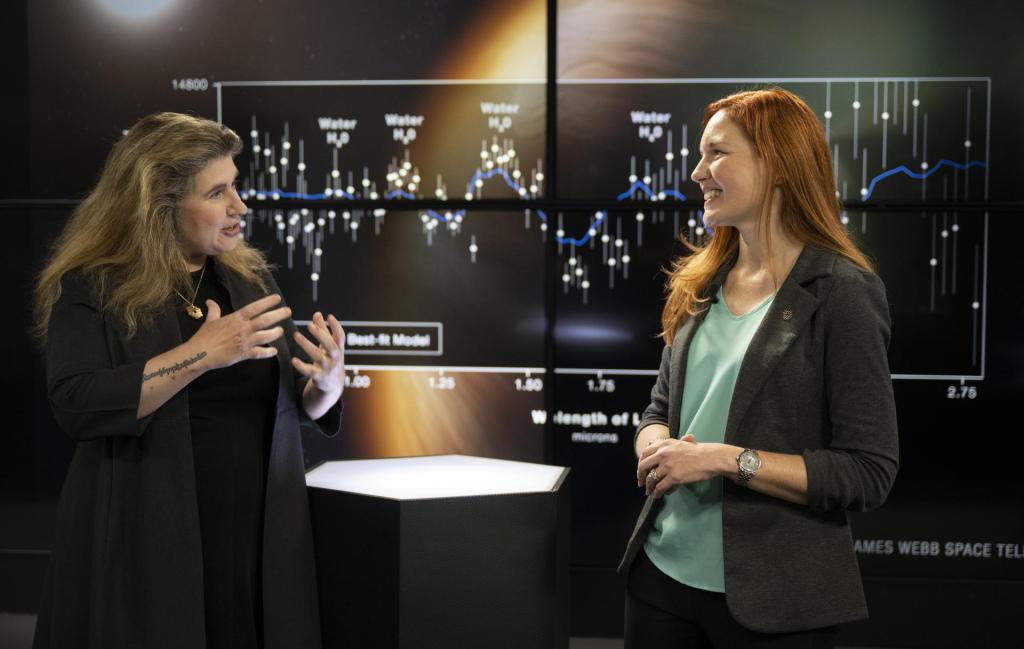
left=265, top=272, right=343, bottom=438
left=45, top=274, right=152, bottom=440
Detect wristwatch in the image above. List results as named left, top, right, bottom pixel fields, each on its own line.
left=735, top=448, right=762, bottom=486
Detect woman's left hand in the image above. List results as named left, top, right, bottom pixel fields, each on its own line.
left=292, top=312, right=345, bottom=396
left=637, top=434, right=722, bottom=498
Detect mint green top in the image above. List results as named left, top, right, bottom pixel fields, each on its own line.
left=643, top=287, right=774, bottom=592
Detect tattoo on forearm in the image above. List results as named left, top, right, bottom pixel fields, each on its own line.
left=142, top=351, right=207, bottom=382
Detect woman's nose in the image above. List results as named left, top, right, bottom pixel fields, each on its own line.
left=691, top=158, right=708, bottom=183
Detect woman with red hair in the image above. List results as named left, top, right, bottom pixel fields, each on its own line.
left=619, top=89, right=899, bottom=647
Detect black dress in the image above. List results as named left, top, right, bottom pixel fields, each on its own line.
left=177, top=261, right=279, bottom=649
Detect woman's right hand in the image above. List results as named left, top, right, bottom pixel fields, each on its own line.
left=190, top=294, right=292, bottom=369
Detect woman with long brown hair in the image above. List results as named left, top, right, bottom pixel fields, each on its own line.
left=619, top=89, right=899, bottom=647
left=33, top=112, right=344, bottom=649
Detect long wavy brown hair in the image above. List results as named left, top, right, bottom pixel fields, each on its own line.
left=34, top=112, right=269, bottom=341
left=660, top=88, right=872, bottom=344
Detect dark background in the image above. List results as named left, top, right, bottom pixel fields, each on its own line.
left=3, top=1, right=1023, bottom=646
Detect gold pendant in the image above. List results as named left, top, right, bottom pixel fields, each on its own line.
left=185, top=304, right=204, bottom=320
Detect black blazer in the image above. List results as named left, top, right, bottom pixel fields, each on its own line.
left=34, top=261, right=342, bottom=649
left=618, top=244, right=899, bottom=633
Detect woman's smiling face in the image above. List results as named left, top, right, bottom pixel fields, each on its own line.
left=691, top=110, right=768, bottom=232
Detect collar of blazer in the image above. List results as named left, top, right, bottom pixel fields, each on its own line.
left=671, top=244, right=836, bottom=445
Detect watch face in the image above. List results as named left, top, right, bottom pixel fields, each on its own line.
left=739, top=450, right=761, bottom=472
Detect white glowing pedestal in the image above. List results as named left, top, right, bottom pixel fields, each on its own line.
left=306, top=454, right=570, bottom=648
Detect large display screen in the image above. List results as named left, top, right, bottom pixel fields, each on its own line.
left=12, top=0, right=1023, bottom=590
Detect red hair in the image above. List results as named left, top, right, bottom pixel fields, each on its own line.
left=660, top=88, right=872, bottom=344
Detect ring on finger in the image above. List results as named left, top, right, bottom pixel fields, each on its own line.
left=648, top=468, right=659, bottom=482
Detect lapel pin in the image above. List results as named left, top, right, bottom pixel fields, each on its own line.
left=782, top=309, right=793, bottom=321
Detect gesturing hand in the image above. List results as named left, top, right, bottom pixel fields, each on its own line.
left=191, top=294, right=291, bottom=369
left=292, top=312, right=345, bottom=396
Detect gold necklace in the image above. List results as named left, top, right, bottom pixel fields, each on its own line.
left=174, top=264, right=206, bottom=319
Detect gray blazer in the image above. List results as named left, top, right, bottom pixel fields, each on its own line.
left=618, top=244, right=899, bottom=634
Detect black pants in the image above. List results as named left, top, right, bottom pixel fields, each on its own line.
left=625, top=550, right=839, bottom=649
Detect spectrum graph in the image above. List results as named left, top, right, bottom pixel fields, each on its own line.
left=551, top=77, right=991, bottom=380
left=559, top=77, right=991, bottom=204
left=217, top=80, right=546, bottom=204
left=225, top=77, right=991, bottom=386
